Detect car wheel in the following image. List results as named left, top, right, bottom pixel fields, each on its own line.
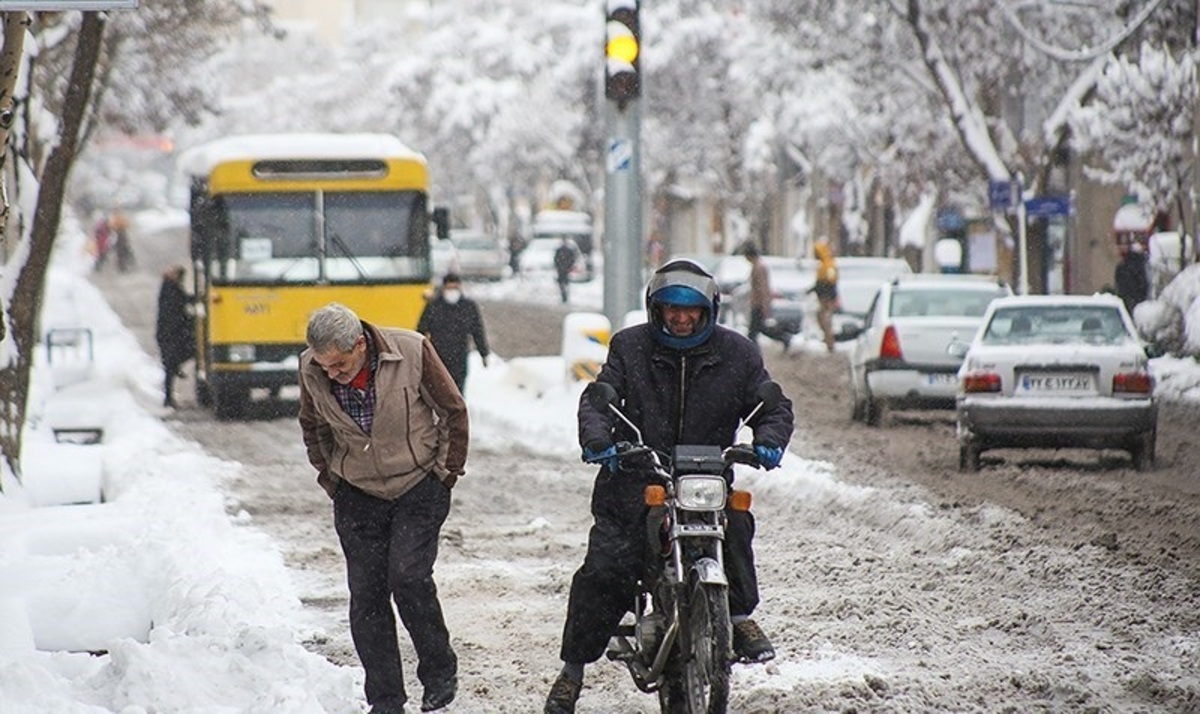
left=1130, top=429, right=1156, bottom=472
left=958, top=439, right=981, bottom=472
left=863, top=388, right=884, bottom=427
left=849, top=367, right=865, bottom=422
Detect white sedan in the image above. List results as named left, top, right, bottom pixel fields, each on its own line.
left=954, top=293, right=1159, bottom=472
left=847, top=275, right=1012, bottom=426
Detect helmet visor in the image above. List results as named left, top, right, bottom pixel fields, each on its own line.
left=647, top=269, right=718, bottom=306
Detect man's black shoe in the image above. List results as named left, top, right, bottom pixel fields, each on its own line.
left=544, top=672, right=582, bottom=714
left=368, top=697, right=407, bottom=714
left=420, top=675, right=456, bottom=712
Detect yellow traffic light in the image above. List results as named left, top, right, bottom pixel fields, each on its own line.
left=605, top=0, right=640, bottom=103
left=606, top=23, right=638, bottom=65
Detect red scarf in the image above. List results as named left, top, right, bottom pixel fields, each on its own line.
left=348, top=365, right=371, bottom=391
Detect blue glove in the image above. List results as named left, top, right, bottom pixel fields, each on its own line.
left=583, top=441, right=620, bottom=472
left=755, top=444, right=784, bottom=470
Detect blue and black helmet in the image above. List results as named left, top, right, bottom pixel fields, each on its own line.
left=645, top=259, right=720, bottom=349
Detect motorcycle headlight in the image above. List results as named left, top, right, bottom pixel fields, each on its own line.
left=676, top=475, right=727, bottom=511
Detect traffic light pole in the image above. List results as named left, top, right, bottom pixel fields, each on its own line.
left=603, top=100, right=643, bottom=328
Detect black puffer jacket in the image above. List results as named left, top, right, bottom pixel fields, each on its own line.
left=578, top=322, right=794, bottom=460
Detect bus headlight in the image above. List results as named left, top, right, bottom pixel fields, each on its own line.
left=676, top=475, right=726, bottom=511
left=227, top=344, right=256, bottom=363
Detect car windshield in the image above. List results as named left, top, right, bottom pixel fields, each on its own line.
left=889, top=287, right=1008, bottom=318
left=982, top=305, right=1132, bottom=345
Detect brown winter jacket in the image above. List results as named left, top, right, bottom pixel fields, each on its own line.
left=749, top=258, right=773, bottom=313
left=298, top=322, right=469, bottom=500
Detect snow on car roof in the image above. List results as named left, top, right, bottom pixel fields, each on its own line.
left=177, top=133, right=424, bottom=176
left=532, top=210, right=591, bottom=226
left=988, top=293, right=1125, bottom=308
left=891, top=274, right=1009, bottom=290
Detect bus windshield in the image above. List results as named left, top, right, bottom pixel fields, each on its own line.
left=213, top=191, right=428, bottom=283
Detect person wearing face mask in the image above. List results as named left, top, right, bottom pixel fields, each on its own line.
left=417, top=273, right=491, bottom=394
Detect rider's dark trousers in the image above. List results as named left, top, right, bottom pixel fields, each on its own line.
left=558, top=468, right=759, bottom=664
left=335, top=475, right=458, bottom=707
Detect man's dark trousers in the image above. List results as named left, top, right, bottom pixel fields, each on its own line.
left=334, top=474, right=457, bottom=707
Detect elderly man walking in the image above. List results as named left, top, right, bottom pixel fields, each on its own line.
left=298, top=302, right=468, bottom=714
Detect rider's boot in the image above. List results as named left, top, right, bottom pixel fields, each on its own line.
left=544, top=672, right=582, bottom=714
left=733, top=618, right=776, bottom=663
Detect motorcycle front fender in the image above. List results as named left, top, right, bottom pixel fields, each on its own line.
left=691, top=556, right=727, bottom=586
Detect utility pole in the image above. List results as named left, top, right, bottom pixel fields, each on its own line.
left=602, top=0, right=643, bottom=327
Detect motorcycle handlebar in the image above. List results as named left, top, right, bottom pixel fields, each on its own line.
left=724, top=444, right=760, bottom=467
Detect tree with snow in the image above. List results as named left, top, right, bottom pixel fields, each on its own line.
left=1069, top=43, right=1197, bottom=241
left=0, top=3, right=271, bottom=486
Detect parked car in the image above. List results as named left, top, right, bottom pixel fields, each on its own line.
left=430, top=237, right=459, bottom=279
left=450, top=229, right=509, bottom=281
left=828, top=256, right=915, bottom=282
left=953, top=293, right=1158, bottom=472
left=847, top=275, right=1012, bottom=426
left=725, top=256, right=816, bottom=335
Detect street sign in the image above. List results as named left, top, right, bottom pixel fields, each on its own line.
left=1025, top=195, right=1071, bottom=218
left=984, top=180, right=1012, bottom=211
left=606, top=138, right=632, bottom=174
left=0, top=1, right=137, bottom=8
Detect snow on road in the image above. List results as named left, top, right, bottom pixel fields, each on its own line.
left=3, top=211, right=1195, bottom=713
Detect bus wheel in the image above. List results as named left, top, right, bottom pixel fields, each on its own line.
left=195, top=379, right=212, bottom=407
left=213, top=383, right=248, bottom=421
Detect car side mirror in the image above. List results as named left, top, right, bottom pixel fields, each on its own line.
left=946, top=340, right=970, bottom=359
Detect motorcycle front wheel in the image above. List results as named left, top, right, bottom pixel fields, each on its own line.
left=660, top=577, right=731, bottom=714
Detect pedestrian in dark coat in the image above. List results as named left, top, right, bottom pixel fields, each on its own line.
left=553, top=238, right=577, bottom=304
left=544, top=259, right=795, bottom=712
left=1114, top=243, right=1150, bottom=315
left=156, top=265, right=194, bottom=408
left=416, top=273, right=491, bottom=394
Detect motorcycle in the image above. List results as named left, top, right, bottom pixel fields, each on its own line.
left=583, top=380, right=783, bottom=714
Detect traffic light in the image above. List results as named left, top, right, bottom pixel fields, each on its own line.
left=605, top=0, right=640, bottom=104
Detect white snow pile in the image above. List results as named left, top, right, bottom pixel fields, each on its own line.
left=1135, top=263, right=1200, bottom=356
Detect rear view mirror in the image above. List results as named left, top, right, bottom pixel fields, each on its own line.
left=432, top=207, right=450, bottom=241
left=585, top=381, right=618, bottom=412
left=754, top=381, right=782, bottom=412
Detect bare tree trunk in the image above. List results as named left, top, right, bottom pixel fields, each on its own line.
left=0, top=12, right=29, bottom=341
left=0, top=12, right=104, bottom=481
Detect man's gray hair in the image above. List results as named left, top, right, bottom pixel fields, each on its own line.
left=306, top=303, right=363, bottom=352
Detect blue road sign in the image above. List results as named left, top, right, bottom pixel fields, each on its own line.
left=988, top=180, right=1015, bottom=211
left=1025, top=195, right=1071, bottom=218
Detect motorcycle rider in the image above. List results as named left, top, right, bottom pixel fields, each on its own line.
left=544, top=259, right=795, bottom=713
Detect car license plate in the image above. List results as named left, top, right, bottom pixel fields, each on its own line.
left=1017, top=372, right=1096, bottom=395
left=924, top=373, right=957, bottom=387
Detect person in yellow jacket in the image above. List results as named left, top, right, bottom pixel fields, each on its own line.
left=810, top=238, right=840, bottom=353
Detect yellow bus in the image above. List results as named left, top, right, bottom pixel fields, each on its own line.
left=178, top=133, right=448, bottom=419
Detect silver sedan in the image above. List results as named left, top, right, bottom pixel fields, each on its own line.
left=848, top=275, right=1012, bottom=426
left=954, top=294, right=1158, bottom=472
